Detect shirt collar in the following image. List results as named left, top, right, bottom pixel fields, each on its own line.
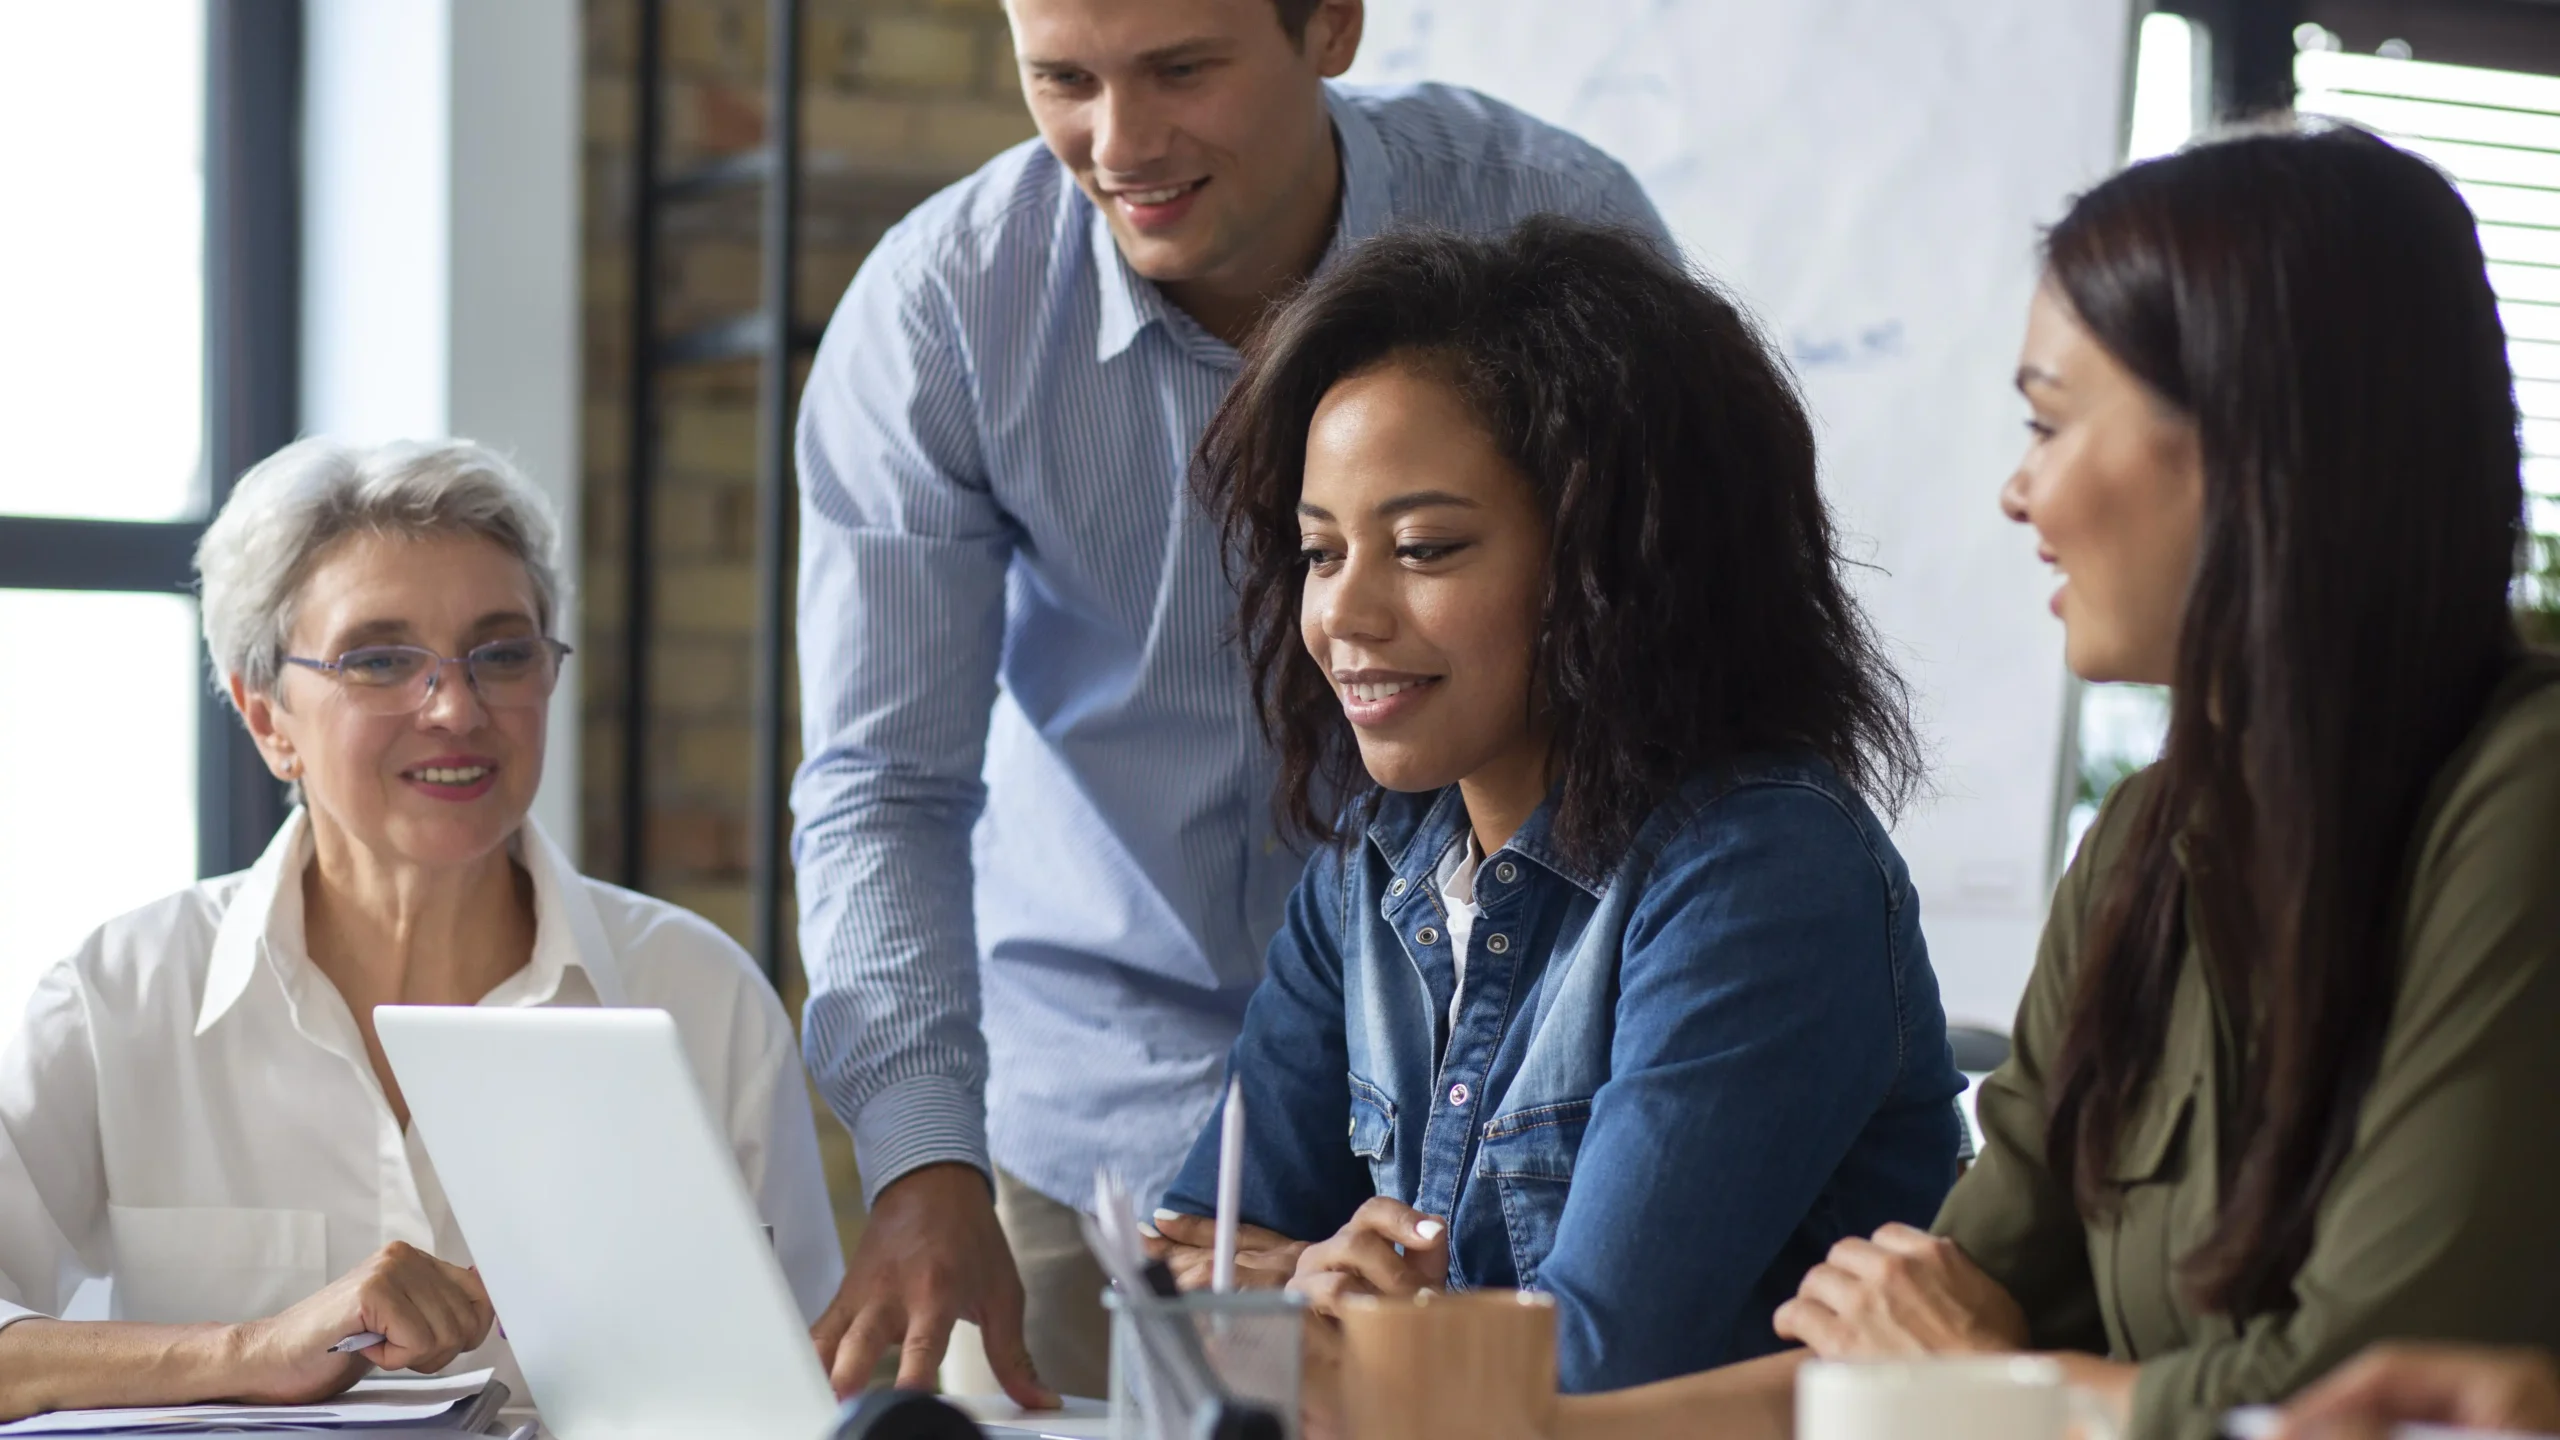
left=195, top=810, right=627, bottom=1037
left=1091, top=82, right=1393, bottom=364
left=1364, top=783, right=1608, bottom=902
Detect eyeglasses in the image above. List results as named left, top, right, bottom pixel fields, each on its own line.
left=281, top=637, right=573, bottom=716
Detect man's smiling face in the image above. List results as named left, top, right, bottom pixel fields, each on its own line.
left=1006, top=0, right=1359, bottom=302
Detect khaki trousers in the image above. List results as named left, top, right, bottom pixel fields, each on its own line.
left=939, top=1167, right=1114, bottom=1401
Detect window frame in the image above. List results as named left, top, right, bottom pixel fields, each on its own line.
left=0, top=0, right=300, bottom=878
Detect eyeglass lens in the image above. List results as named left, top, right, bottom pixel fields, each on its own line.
left=332, top=640, right=563, bottom=714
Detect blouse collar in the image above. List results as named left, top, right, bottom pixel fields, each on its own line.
left=195, top=809, right=627, bottom=1037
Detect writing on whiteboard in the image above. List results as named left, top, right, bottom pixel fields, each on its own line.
left=1791, top=319, right=1907, bottom=370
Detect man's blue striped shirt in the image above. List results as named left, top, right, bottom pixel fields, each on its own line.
left=792, top=80, right=1666, bottom=1211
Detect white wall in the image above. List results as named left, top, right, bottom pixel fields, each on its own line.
left=1347, top=0, right=2136, bottom=1030
left=302, top=0, right=585, bottom=859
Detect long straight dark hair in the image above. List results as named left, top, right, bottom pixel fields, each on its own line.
left=2041, top=127, right=2525, bottom=1318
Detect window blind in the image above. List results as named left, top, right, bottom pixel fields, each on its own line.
left=2299, top=50, right=2560, bottom=562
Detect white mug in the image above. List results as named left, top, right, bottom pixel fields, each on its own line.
left=1797, top=1356, right=2118, bottom=1440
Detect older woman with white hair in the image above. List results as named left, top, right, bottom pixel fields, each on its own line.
left=0, top=438, right=841, bottom=1419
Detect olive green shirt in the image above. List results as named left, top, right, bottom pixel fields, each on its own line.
left=1935, top=654, right=2560, bottom=1440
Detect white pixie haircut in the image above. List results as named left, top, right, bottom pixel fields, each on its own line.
left=196, top=437, right=565, bottom=704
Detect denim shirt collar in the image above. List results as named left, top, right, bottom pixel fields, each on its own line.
left=1362, top=783, right=1610, bottom=907
left=1092, top=82, right=1393, bottom=365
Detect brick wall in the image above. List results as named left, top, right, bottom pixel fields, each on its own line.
left=578, top=0, right=1037, bottom=1251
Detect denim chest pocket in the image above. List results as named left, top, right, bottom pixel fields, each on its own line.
left=1474, top=1098, right=1592, bottom=1288
left=1347, top=1074, right=1398, bottom=1194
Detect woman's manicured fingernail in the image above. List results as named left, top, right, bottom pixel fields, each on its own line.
left=1415, top=1220, right=1445, bottom=1241
left=1153, top=1208, right=1182, bottom=1223
left=1139, top=1221, right=1163, bottom=1238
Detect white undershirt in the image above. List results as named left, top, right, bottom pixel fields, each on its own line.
left=1432, top=831, right=1486, bottom=1034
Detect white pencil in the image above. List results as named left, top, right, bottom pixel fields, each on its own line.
left=1212, top=1076, right=1244, bottom=1293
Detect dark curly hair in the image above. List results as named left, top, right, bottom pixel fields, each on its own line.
left=1195, top=217, right=1923, bottom=871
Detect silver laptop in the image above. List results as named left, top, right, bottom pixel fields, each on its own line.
left=376, top=1006, right=839, bottom=1440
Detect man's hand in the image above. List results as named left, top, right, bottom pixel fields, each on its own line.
left=222, top=1242, right=495, bottom=1404
left=1287, top=1197, right=1451, bottom=1319
left=809, top=1164, right=1057, bottom=1408
left=1145, top=1211, right=1307, bottom=1292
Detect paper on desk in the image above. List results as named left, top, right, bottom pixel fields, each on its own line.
left=2222, top=1407, right=2547, bottom=1440
left=947, top=1394, right=1112, bottom=1440
left=0, top=1368, right=497, bottom=1435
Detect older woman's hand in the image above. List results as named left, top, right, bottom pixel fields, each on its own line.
left=1773, top=1223, right=2028, bottom=1357
left=2276, top=1345, right=2560, bottom=1440
left=220, top=1242, right=496, bottom=1404
left=1144, top=1211, right=1307, bottom=1292
left=1288, top=1197, right=1450, bottom=1319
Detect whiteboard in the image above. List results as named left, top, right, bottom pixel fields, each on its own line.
left=1347, top=0, right=2135, bottom=1029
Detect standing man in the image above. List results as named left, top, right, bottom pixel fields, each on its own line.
left=792, top=0, right=1667, bottom=1405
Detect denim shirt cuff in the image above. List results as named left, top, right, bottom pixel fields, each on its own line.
left=848, top=1073, right=993, bottom=1209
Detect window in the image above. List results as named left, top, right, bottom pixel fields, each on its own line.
left=0, top=1, right=296, bottom=1014
left=0, top=8, right=206, bottom=523
left=2059, top=11, right=2199, bottom=864
left=0, top=592, right=201, bottom=1021
left=2295, top=40, right=2560, bottom=596
left=0, top=4, right=207, bottom=1007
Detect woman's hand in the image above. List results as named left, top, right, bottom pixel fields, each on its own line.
left=2277, top=1345, right=2560, bottom=1440
left=219, top=1242, right=496, bottom=1403
left=1144, top=1211, right=1307, bottom=1292
left=1773, top=1223, right=2027, bottom=1357
left=1287, top=1197, right=1450, bottom=1319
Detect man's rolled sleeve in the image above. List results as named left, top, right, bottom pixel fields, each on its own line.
left=791, top=238, right=1016, bottom=1207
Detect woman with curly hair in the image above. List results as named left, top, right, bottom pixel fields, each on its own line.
left=1146, top=216, right=1965, bottom=1392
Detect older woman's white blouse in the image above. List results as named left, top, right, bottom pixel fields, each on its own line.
left=0, top=809, right=845, bottom=1393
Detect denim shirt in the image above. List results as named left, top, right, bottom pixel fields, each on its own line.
left=1162, top=753, right=1964, bottom=1392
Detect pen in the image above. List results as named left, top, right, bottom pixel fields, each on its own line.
left=1212, top=1076, right=1244, bottom=1294
left=327, top=1331, right=384, bottom=1355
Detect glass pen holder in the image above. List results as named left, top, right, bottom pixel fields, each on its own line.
left=1104, top=1288, right=1305, bottom=1440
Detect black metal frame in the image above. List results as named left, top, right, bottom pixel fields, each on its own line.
left=0, top=0, right=299, bottom=879
left=2303, top=0, right=2560, bottom=78
left=622, top=0, right=815, bottom=983
left=2160, top=0, right=2560, bottom=112
left=201, top=0, right=301, bottom=877
left=2156, top=0, right=2305, bottom=115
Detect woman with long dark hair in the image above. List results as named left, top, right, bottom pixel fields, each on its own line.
left=1142, top=217, right=1966, bottom=1392
left=1559, top=125, right=2560, bottom=1440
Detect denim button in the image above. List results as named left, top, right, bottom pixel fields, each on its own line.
left=1390, top=877, right=1408, bottom=896
left=1448, top=1083, right=1471, bottom=1107
left=1486, top=933, right=1510, bottom=955
left=1494, top=862, right=1518, bottom=884
left=1416, top=926, right=1440, bottom=946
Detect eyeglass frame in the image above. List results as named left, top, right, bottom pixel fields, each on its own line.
left=279, top=636, right=575, bottom=714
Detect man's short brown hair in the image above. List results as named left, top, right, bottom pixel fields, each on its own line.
left=1273, top=0, right=1319, bottom=42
